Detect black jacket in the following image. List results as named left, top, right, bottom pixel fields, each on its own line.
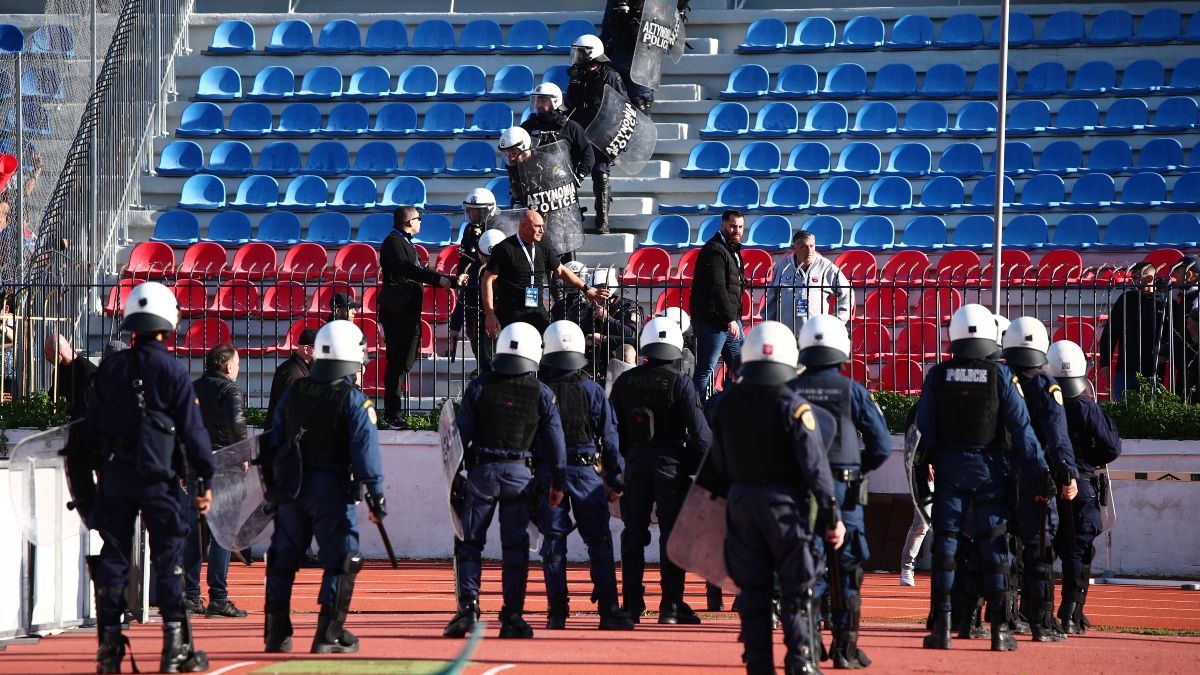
left=192, top=370, right=247, bottom=450
left=1098, top=289, right=1166, bottom=379
left=520, top=112, right=595, bottom=179
left=566, top=62, right=627, bottom=131
left=266, top=353, right=310, bottom=431
left=55, top=357, right=98, bottom=420
left=690, top=232, right=746, bottom=327
left=380, top=229, right=446, bottom=316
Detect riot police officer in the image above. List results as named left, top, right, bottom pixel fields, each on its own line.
left=81, top=281, right=214, bottom=673
left=1000, top=317, right=1079, bottom=642
left=262, top=321, right=385, bottom=655
left=705, top=320, right=845, bottom=675
left=551, top=267, right=641, bottom=370
left=520, top=83, right=595, bottom=183
left=450, top=192, right=507, bottom=375
left=535, top=320, right=635, bottom=631
left=1045, top=340, right=1122, bottom=635
left=658, top=307, right=697, bottom=377
left=791, top=315, right=892, bottom=669
left=444, top=322, right=567, bottom=640
left=499, top=126, right=534, bottom=208
left=916, top=304, right=1048, bottom=652
left=609, top=316, right=712, bottom=624
left=566, top=34, right=628, bottom=235
left=601, top=0, right=687, bottom=116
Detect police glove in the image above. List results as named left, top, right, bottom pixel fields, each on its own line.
left=366, top=493, right=387, bottom=521
left=1040, top=471, right=1058, bottom=500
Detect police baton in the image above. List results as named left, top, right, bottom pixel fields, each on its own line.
left=195, top=477, right=209, bottom=564
left=824, top=496, right=843, bottom=613
left=1058, top=495, right=1077, bottom=547
left=375, top=519, right=398, bottom=569
left=1036, top=495, right=1049, bottom=559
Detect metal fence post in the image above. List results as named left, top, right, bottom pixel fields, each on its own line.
left=15, top=51, right=23, bottom=278
left=991, top=0, right=1012, bottom=311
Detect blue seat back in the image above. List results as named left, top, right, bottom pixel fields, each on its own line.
left=208, top=141, right=252, bottom=173
left=970, top=176, right=1015, bottom=205
left=747, top=215, right=793, bottom=247
left=644, top=216, right=691, bottom=247
left=836, top=142, right=881, bottom=173
left=0, top=24, right=25, bottom=53
left=704, top=102, right=749, bottom=132
left=954, top=215, right=995, bottom=246
left=840, top=16, right=884, bottom=48
left=1070, top=60, right=1116, bottom=92
left=316, top=20, right=361, bottom=51
left=872, top=63, right=917, bottom=95
left=459, top=19, right=502, bottom=50
left=1086, top=9, right=1133, bottom=44
left=919, top=176, right=964, bottom=206
left=972, top=63, right=1017, bottom=95
left=382, top=175, right=427, bottom=207
left=988, top=141, right=1033, bottom=173
left=308, top=212, right=353, bottom=242
left=765, top=176, right=811, bottom=208
left=1106, top=98, right=1149, bottom=128
left=181, top=174, right=226, bottom=207
left=1038, top=11, right=1085, bottom=44
left=306, top=141, right=350, bottom=174
left=1021, top=62, right=1068, bottom=93
left=726, top=64, right=770, bottom=95
left=542, top=64, right=572, bottom=93
left=452, top=140, right=499, bottom=172
left=1120, top=59, right=1165, bottom=90
left=742, top=17, right=787, bottom=50
left=824, top=63, right=868, bottom=95
left=159, top=141, right=204, bottom=173
left=505, top=19, right=549, bottom=51
left=298, top=66, right=343, bottom=96
left=902, top=216, right=947, bottom=247
left=363, top=19, right=407, bottom=52
left=802, top=215, right=844, bottom=247
left=485, top=176, right=512, bottom=207
left=1008, top=100, right=1050, bottom=130
left=552, top=20, right=596, bottom=50
left=987, top=12, right=1033, bottom=46
left=1136, top=8, right=1182, bottom=42
left=325, top=102, right=369, bottom=133
left=443, top=65, right=487, bottom=96
left=737, top=142, right=781, bottom=173
left=269, top=20, right=313, bottom=51
left=1038, top=140, right=1083, bottom=173
left=470, top=102, right=514, bottom=134
left=422, top=102, right=467, bottom=132
left=786, top=143, right=830, bottom=174
left=938, top=13, right=984, bottom=47
left=284, top=175, right=329, bottom=205
left=22, top=66, right=62, bottom=99
left=29, top=24, right=74, bottom=56
left=819, top=176, right=861, bottom=207
left=258, top=141, right=302, bottom=174
left=791, top=17, right=835, bottom=49
left=888, top=14, right=934, bottom=47
left=1156, top=213, right=1200, bottom=245
left=1006, top=214, right=1048, bottom=245
left=197, top=66, right=242, bottom=98
left=178, top=102, right=225, bottom=135
left=491, top=65, right=534, bottom=96
left=774, top=64, right=818, bottom=95
left=695, top=216, right=723, bottom=244
left=805, top=102, right=848, bottom=132
left=1019, top=175, right=1065, bottom=205
left=276, top=103, right=321, bottom=134
left=715, top=176, right=761, bottom=209
left=348, top=66, right=391, bottom=97
left=1053, top=214, right=1099, bottom=246
left=415, top=213, right=454, bottom=245
left=1137, top=138, right=1184, bottom=170
left=357, top=213, right=395, bottom=242
left=868, top=176, right=912, bottom=206
left=685, top=141, right=731, bottom=173
left=411, top=19, right=455, bottom=51
left=1055, top=99, right=1099, bottom=129
left=1155, top=97, right=1199, bottom=129
left=354, top=141, right=399, bottom=174
left=755, top=102, right=799, bottom=133
left=236, top=175, right=281, bottom=206
left=887, top=143, right=931, bottom=174
left=921, top=63, right=966, bottom=95
left=906, top=100, right=951, bottom=131
left=257, top=211, right=302, bottom=244
left=153, top=211, right=201, bottom=244
left=1102, top=214, right=1149, bottom=246
left=402, top=141, right=448, bottom=173
left=1088, top=140, right=1132, bottom=172
left=208, top=211, right=253, bottom=242
left=396, top=65, right=438, bottom=97
left=853, top=101, right=898, bottom=131
left=250, top=66, right=295, bottom=97
left=1070, top=173, right=1116, bottom=204
left=848, top=216, right=895, bottom=247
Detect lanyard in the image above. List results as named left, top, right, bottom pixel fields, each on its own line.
left=520, top=240, right=536, bottom=286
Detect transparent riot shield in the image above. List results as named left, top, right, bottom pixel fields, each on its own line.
left=904, top=424, right=933, bottom=528
left=670, top=11, right=686, bottom=64
left=513, top=140, right=583, bottom=255
left=1098, top=465, right=1116, bottom=534
left=7, top=422, right=85, bottom=546
left=486, top=209, right=524, bottom=239
left=584, top=85, right=658, bottom=175
left=205, top=435, right=275, bottom=551
left=604, top=357, right=636, bottom=396
left=630, top=0, right=680, bottom=90
left=440, top=399, right=465, bottom=540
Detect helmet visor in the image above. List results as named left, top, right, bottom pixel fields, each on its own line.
left=464, top=204, right=491, bottom=224
left=502, top=146, right=527, bottom=165
left=532, top=94, right=556, bottom=113
left=571, top=45, right=591, bottom=65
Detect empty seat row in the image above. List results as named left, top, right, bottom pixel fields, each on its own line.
left=123, top=240, right=380, bottom=281
left=0, top=23, right=74, bottom=56
left=197, top=63, right=540, bottom=101
left=208, top=18, right=594, bottom=55
left=159, top=139, right=501, bottom=177
left=151, top=210, right=460, bottom=248
left=0, top=66, right=64, bottom=101
left=739, top=9, right=1200, bottom=52
left=177, top=100, right=520, bottom=138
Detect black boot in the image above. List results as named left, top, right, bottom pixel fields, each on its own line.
left=546, top=597, right=569, bottom=630
left=633, top=97, right=653, bottom=118
left=598, top=599, right=636, bottom=630
left=311, top=605, right=359, bottom=654
left=1058, top=600, right=1086, bottom=635
left=954, top=597, right=989, bottom=639
left=161, top=621, right=209, bottom=673
left=831, top=608, right=871, bottom=668
left=592, top=172, right=611, bottom=234
left=991, top=619, right=1018, bottom=652
left=923, top=610, right=952, bottom=650
left=264, top=605, right=293, bottom=653
left=746, top=661, right=776, bottom=675
left=622, top=584, right=646, bottom=624
left=443, top=595, right=480, bottom=638
left=707, top=582, right=725, bottom=611
left=95, top=626, right=129, bottom=674
left=659, top=599, right=701, bottom=625
left=499, top=605, right=534, bottom=639
left=1030, top=601, right=1068, bottom=642
left=784, top=656, right=823, bottom=675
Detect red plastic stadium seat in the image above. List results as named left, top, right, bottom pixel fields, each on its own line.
left=420, top=320, right=435, bottom=355
left=1144, top=248, right=1184, bottom=279
left=740, top=290, right=757, bottom=324
left=671, top=248, right=701, bottom=283
left=1034, top=249, right=1083, bottom=286
left=209, top=279, right=260, bottom=316
left=879, top=250, right=930, bottom=286
left=851, top=321, right=892, bottom=360
left=356, top=316, right=385, bottom=354
left=415, top=244, right=430, bottom=265
left=269, top=317, right=324, bottom=355
left=360, top=285, right=380, bottom=317
left=913, top=288, right=962, bottom=324
left=859, top=288, right=910, bottom=323
left=422, top=287, right=456, bottom=322
left=327, top=243, right=380, bottom=281
left=1052, top=322, right=1097, bottom=357
left=981, top=249, right=1032, bottom=286
left=933, top=249, right=981, bottom=285
left=171, top=318, right=233, bottom=355
left=260, top=280, right=307, bottom=318
left=124, top=241, right=177, bottom=279
left=713, top=361, right=728, bottom=393
left=840, top=357, right=871, bottom=388
left=742, top=248, right=774, bottom=286
left=172, top=279, right=209, bottom=318
left=306, top=282, right=353, bottom=318
left=104, top=279, right=144, bottom=315
left=280, top=242, right=329, bottom=280
left=622, top=247, right=672, bottom=284
left=362, top=357, right=386, bottom=395
left=833, top=250, right=878, bottom=285
left=225, top=242, right=278, bottom=279
left=892, top=321, right=944, bottom=361
left=434, top=245, right=462, bottom=274
left=880, top=359, right=923, bottom=395
left=1055, top=314, right=1108, bottom=328
left=177, top=242, right=227, bottom=279
left=653, top=287, right=692, bottom=315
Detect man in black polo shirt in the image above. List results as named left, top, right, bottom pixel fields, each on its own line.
left=482, top=210, right=606, bottom=336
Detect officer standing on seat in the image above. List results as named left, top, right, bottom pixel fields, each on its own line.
left=609, top=315, right=712, bottom=624
left=601, top=0, right=690, bottom=117
left=565, top=34, right=627, bottom=235
left=916, top=304, right=1048, bottom=653
left=81, top=281, right=214, bottom=674
left=705, top=320, right=845, bottom=675
left=790, top=315, right=892, bottom=669
left=1045, top=340, right=1121, bottom=636
left=1000, top=317, right=1079, bottom=642
left=262, top=321, right=386, bottom=655
left=535, top=320, right=635, bottom=631
left=444, top=322, right=567, bottom=640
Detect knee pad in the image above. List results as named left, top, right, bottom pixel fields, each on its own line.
left=342, top=552, right=364, bottom=575
left=932, top=555, right=956, bottom=572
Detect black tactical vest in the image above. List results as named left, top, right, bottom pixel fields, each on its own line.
left=283, top=377, right=354, bottom=466
left=474, top=373, right=542, bottom=453
left=790, top=372, right=859, bottom=466
left=616, top=363, right=683, bottom=445
left=931, top=359, right=1002, bottom=448
left=542, top=370, right=596, bottom=446
left=720, top=382, right=802, bottom=486
left=567, top=64, right=615, bottom=129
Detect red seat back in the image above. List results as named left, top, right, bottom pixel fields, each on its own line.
left=622, top=247, right=672, bottom=283
left=914, top=288, right=962, bottom=323
left=362, top=357, right=386, bottom=394
left=173, top=279, right=209, bottom=318
left=653, top=287, right=692, bottom=315
left=211, top=279, right=260, bottom=316
left=261, top=280, right=306, bottom=318
left=851, top=321, right=892, bottom=359
left=178, top=318, right=232, bottom=352
left=330, top=243, right=380, bottom=281
left=881, top=359, right=923, bottom=394
left=742, top=248, right=774, bottom=285
left=934, top=250, right=981, bottom=284
left=104, top=279, right=144, bottom=315
left=893, top=321, right=942, bottom=359
left=422, top=287, right=456, bottom=321
left=177, top=242, right=228, bottom=278
left=435, top=245, right=461, bottom=274
left=880, top=250, right=930, bottom=285
left=1035, top=249, right=1083, bottom=285
left=226, top=242, right=277, bottom=279
left=674, top=248, right=701, bottom=282
left=307, top=281, right=353, bottom=317
left=861, top=287, right=909, bottom=321
left=1144, top=248, right=1183, bottom=279
left=281, top=242, right=329, bottom=279
left=276, top=317, right=323, bottom=351
left=833, top=250, right=878, bottom=284
left=125, top=241, right=177, bottom=278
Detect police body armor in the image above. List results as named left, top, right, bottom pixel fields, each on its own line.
left=606, top=0, right=646, bottom=55
left=790, top=374, right=858, bottom=466
left=931, top=359, right=1002, bottom=449
left=542, top=371, right=596, bottom=446
left=474, top=374, right=542, bottom=454
left=618, top=364, right=684, bottom=449
left=719, top=383, right=802, bottom=487
left=284, top=378, right=354, bottom=466
left=567, top=64, right=616, bottom=130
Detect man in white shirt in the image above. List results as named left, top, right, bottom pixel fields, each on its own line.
left=763, top=230, right=853, bottom=338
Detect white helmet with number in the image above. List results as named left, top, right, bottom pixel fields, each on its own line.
left=531, top=82, right=563, bottom=111
left=542, top=320, right=587, bottom=370
left=1045, top=340, right=1089, bottom=398
left=948, top=304, right=1000, bottom=359
left=657, top=307, right=692, bottom=337
left=121, top=281, right=180, bottom=333
left=498, top=126, right=532, bottom=154
left=565, top=260, right=589, bottom=279
left=478, top=228, right=507, bottom=256
left=797, top=314, right=851, bottom=367
left=493, top=322, right=543, bottom=374
left=571, top=34, right=609, bottom=64
left=993, top=314, right=1011, bottom=347
left=588, top=267, right=619, bottom=290
left=740, top=321, right=800, bottom=385
left=463, top=187, right=497, bottom=225
left=311, top=320, right=366, bottom=382
left=1001, top=316, right=1050, bottom=369
left=640, top=316, right=684, bottom=361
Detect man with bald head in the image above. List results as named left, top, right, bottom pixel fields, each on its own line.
left=482, top=210, right=606, bottom=336
left=44, top=333, right=97, bottom=419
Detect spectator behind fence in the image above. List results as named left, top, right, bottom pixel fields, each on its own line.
left=550, top=265, right=639, bottom=372
left=1097, top=261, right=1167, bottom=402
left=763, top=229, right=853, bottom=338
left=186, top=343, right=249, bottom=619
left=265, top=328, right=316, bottom=432
left=328, top=293, right=361, bottom=323
left=1166, top=255, right=1200, bottom=400
left=1, top=291, right=14, bottom=401
left=690, top=208, right=747, bottom=400
left=102, top=340, right=129, bottom=361
left=44, top=333, right=97, bottom=419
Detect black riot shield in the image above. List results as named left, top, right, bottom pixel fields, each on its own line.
left=513, top=141, right=583, bottom=255
left=630, top=0, right=681, bottom=90
left=670, top=11, right=686, bottom=63
left=584, top=85, right=658, bottom=175
left=905, top=423, right=933, bottom=528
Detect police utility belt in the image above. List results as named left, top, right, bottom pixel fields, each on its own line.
left=937, top=442, right=1006, bottom=455
left=831, top=468, right=863, bottom=483
left=1076, top=471, right=1112, bottom=507
left=567, top=453, right=601, bottom=467
left=478, top=453, right=533, bottom=468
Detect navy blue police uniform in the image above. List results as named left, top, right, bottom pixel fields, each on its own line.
left=520, top=113, right=595, bottom=182
left=566, top=61, right=626, bottom=177
left=600, top=0, right=658, bottom=108
left=550, top=291, right=641, bottom=370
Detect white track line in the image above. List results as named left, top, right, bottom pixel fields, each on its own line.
left=208, top=662, right=257, bottom=675
left=480, top=665, right=517, bottom=675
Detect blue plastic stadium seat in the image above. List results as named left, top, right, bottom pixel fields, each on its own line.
left=315, top=20, right=360, bottom=53
left=800, top=215, right=844, bottom=250
left=1098, top=98, right=1148, bottom=133
left=266, top=20, right=312, bottom=53
left=356, top=213, right=395, bottom=242
left=970, top=64, right=1016, bottom=98
left=398, top=141, right=447, bottom=176
left=812, top=176, right=861, bottom=212
left=863, top=176, right=913, bottom=213
left=328, top=177, right=376, bottom=211
left=205, top=211, right=253, bottom=244
left=274, top=103, right=321, bottom=136
left=883, top=143, right=932, bottom=177
left=1016, top=62, right=1067, bottom=97
left=761, top=176, right=811, bottom=213
left=247, top=66, right=295, bottom=100
left=1165, top=58, right=1200, bottom=94
left=418, top=102, right=466, bottom=136
left=28, top=24, right=74, bottom=57
left=681, top=141, right=731, bottom=176
left=180, top=174, right=226, bottom=210
left=413, top=213, right=454, bottom=247
left=19, top=66, right=62, bottom=100
left=488, top=65, right=534, bottom=100
left=1185, top=12, right=1200, bottom=42
left=722, top=64, right=770, bottom=99
left=485, top=176, right=512, bottom=208
left=707, top=176, right=762, bottom=212
left=951, top=215, right=995, bottom=248
left=732, top=141, right=782, bottom=176
left=751, top=102, right=800, bottom=136
left=740, top=18, right=787, bottom=52
left=1114, top=59, right=1165, bottom=95
left=821, top=63, right=868, bottom=98
left=392, top=65, right=438, bottom=99
left=256, top=212, right=302, bottom=245
left=985, top=12, right=1034, bottom=46
left=1065, top=60, right=1116, bottom=96
left=447, top=140, right=500, bottom=175
left=1052, top=214, right=1099, bottom=247
left=1035, top=140, right=1083, bottom=175
left=913, top=175, right=964, bottom=212
left=771, top=64, right=819, bottom=98
left=228, top=175, right=279, bottom=211
left=1085, top=139, right=1132, bottom=174
left=1151, top=97, right=1199, bottom=132
left=305, top=141, right=350, bottom=176
left=988, top=141, right=1034, bottom=175
left=641, top=215, right=691, bottom=248
left=467, top=102, right=514, bottom=137
left=350, top=141, right=399, bottom=175
left=886, top=14, right=934, bottom=49
left=838, top=16, right=884, bottom=50
left=832, top=142, right=882, bottom=176
left=903, top=101, right=951, bottom=136
left=847, top=216, right=895, bottom=250
left=541, top=65, right=572, bottom=94
left=158, top=141, right=204, bottom=175
left=700, top=102, right=750, bottom=137
left=1004, top=214, right=1049, bottom=248
left=295, top=66, right=343, bottom=99
left=1167, top=174, right=1200, bottom=208
left=937, top=13, right=984, bottom=48
left=503, top=19, right=549, bottom=53
left=1094, top=213, right=1149, bottom=250
left=457, top=19, right=501, bottom=52
left=692, top=216, right=724, bottom=245
left=783, top=143, right=831, bottom=176
left=1051, top=100, right=1099, bottom=134
left=254, top=141, right=302, bottom=175
left=1137, top=138, right=1184, bottom=172
left=279, top=175, right=328, bottom=211
left=362, top=20, right=407, bottom=53
left=1188, top=140, right=1200, bottom=171
left=1116, top=172, right=1166, bottom=208
left=898, top=215, right=947, bottom=249
left=789, top=17, right=836, bottom=51
left=410, top=19, right=455, bottom=53
left=868, top=63, right=917, bottom=98
left=346, top=66, right=391, bottom=99
left=963, top=176, right=1015, bottom=212
left=1064, top=173, right=1115, bottom=209
left=848, top=101, right=898, bottom=136
left=550, top=20, right=595, bottom=53
left=1134, top=8, right=1182, bottom=43
left=1085, top=9, right=1133, bottom=45
left=196, top=66, right=242, bottom=100
left=322, top=102, right=369, bottom=136
left=152, top=211, right=201, bottom=246
left=304, top=212, right=354, bottom=245
left=1154, top=213, right=1200, bottom=246
left=800, top=102, right=848, bottom=136
left=1012, top=175, right=1065, bottom=211
left=1006, top=100, right=1050, bottom=135
left=745, top=215, right=793, bottom=249
left=0, top=25, right=24, bottom=54
left=918, top=63, right=966, bottom=98
left=206, top=141, right=252, bottom=175
left=379, top=175, right=427, bottom=209
left=441, top=65, right=486, bottom=99
left=1035, top=11, right=1085, bottom=46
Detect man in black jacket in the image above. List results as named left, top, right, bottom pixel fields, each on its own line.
left=186, top=343, right=249, bottom=619
left=266, top=327, right=316, bottom=430
left=689, top=208, right=746, bottom=401
left=44, top=333, right=98, bottom=419
left=1098, top=261, right=1166, bottom=401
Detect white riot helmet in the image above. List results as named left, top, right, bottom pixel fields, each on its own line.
left=571, top=34, right=609, bottom=65
left=740, top=321, right=800, bottom=385
left=463, top=187, right=497, bottom=225
left=542, top=320, right=587, bottom=370
left=531, top=82, right=563, bottom=112
left=948, top=304, right=1000, bottom=359
left=588, top=267, right=619, bottom=290
left=797, top=314, right=851, bottom=367
left=640, top=315, right=684, bottom=361
left=565, top=260, right=589, bottom=279
left=311, top=320, right=366, bottom=382
left=1045, top=340, right=1089, bottom=398
left=1001, top=316, right=1050, bottom=369
left=498, top=126, right=532, bottom=154
left=493, top=322, right=543, bottom=374
left=657, top=307, right=692, bottom=338
left=993, top=314, right=1011, bottom=347
left=121, top=281, right=180, bottom=333
left=478, top=229, right=507, bottom=256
